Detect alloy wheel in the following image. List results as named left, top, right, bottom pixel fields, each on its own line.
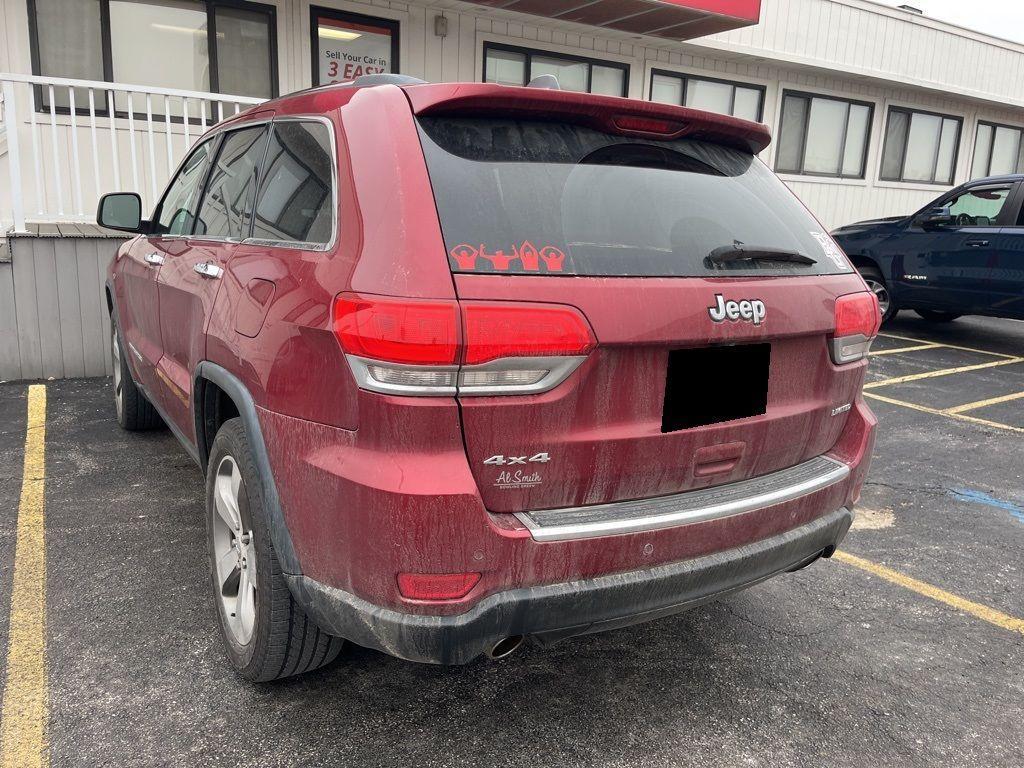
left=112, top=331, right=124, bottom=420
left=862, top=276, right=890, bottom=318
left=211, top=455, right=257, bottom=645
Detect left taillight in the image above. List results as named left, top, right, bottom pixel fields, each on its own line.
left=332, top=293, right=596, bottom=396
left=830, top=291, right=880, bottom=364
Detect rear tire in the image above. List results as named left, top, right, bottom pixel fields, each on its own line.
left=857, top=266, right=896, bottom=324
left=111, top=322, right=163, bottom=431
left=206, top=418, right=344, bottom=681
left=915, top=309, right=961, bottom=323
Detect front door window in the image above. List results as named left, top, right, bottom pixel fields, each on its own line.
left=945, top=186, right=1012, bottom=227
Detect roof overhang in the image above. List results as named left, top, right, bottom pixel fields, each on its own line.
left=464, top=0, right=761, bottom=41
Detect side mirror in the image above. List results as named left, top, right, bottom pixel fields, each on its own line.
left=915, top=206, right=953, bottom=230
left=97, top=192, right=144, bottom=233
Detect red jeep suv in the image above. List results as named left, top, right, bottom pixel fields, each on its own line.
left=98, top=74, right=878, bottom=681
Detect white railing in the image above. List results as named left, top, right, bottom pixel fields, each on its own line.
left=0, top=73, right=265, bottom=233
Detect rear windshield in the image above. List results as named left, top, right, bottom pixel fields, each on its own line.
left=417, top=117, right=853, bottom=278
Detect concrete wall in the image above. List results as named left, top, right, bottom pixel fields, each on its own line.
left=0, top=229, right=122, bottom=382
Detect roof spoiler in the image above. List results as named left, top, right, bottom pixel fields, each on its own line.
left=403, top=83, right=771, bottom=154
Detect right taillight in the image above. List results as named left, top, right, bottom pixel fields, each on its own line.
left=830, top=291, right=880, bottom=364
left=333, top=293, right=596, bottom=396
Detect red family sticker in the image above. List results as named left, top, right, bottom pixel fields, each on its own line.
left=448, top=241, right=566, bottom=273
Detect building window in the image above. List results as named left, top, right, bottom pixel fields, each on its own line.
left=28, top=0, right=277, bottom=111
left=775, top=91, right=873, bottom=179
left=311, top=7, right=399, bottom=86
left=973, top=121, right=1024, bottom=178
left=483, top=43, right=628, bottom=97
left=649, top=70, right=764, bottom=122
left=880, top=107, right=961, bottom=185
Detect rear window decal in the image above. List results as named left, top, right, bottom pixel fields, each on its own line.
left=810, top=231, right=850, bottom=270
left=480, top=246, right=517, bottom=271
left=516, top=241, right=540, bottom=271
left=448, top=241, right=566, bottom=273
left=539, top=246, right=565, bottom=272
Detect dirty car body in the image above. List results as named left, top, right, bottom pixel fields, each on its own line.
left=102, top=76, right=878, bottom=675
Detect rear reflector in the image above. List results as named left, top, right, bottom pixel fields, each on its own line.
left=397, top=572, right=480, bottom=601
left=830, top=292, right=880, bottom=364
left=334, top=293, right=595, bottom=396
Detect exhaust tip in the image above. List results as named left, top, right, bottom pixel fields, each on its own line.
left=485, top=635, right=524, bottom=660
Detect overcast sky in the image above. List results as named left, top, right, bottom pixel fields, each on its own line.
left=879, top=0, right=1024, bottom=44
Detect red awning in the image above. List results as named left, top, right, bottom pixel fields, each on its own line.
left=466, top=0, right=761, bottom=40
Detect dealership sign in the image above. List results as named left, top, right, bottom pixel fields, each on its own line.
left=317, top=17, right=395, bottom=85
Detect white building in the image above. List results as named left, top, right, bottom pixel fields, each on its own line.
left=4, top=0, right=1024, bottom=233
left=1, top=0, right=1024, bottom=380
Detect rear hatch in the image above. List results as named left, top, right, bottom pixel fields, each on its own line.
left=413, top=92, right=872, bottom=513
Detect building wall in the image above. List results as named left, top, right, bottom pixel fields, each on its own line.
left=0, top=232, right=121, bottom=382
left=3, top=0, right=1024, bottom=231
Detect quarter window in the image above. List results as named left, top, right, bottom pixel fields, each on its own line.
left=880, top=107, right=961, bottom=184
left=650, top=71, right=764, bottom=122
left=251, top=122, right=335, bottom=246
left=775, top=91, right=873, bottom=179
left=153, top=141, right=214, bottom=236
left=194, top=126, right=270, bottom=239
left=973, top=122, right=1024, bottom=178
left=483, top=44, right=628, bottom=97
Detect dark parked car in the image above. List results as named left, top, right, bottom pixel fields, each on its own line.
left=832, top=175, right=1024, bottom=323
left=98, top=74, right=877, bottom=681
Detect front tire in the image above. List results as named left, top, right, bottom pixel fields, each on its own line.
left=857, top=266, right=896, bottom=324
left=915, top=309, right=961, bottom=323
left=111, top=322, right=162, bottom=431
left=206, top=418, right=343, bottom=681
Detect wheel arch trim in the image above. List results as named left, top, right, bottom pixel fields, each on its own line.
left=193, top=362, right=303, bottom=575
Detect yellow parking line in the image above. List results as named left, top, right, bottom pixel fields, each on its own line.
left=864, top=357, right=1024, bottom=389
left=877, top=332, right=1018, bottom=360
left=864, top=391, right=1024, bottom=434
left=834, top=551, right=1024, bottom=635
left=869, top=343, right=942, bottom=356
left=0, top=385, right=49, bottom=768
left=945, top=390, right=1024, bottom=415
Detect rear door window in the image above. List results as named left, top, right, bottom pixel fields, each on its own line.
left=250, top=120, right=335, bottom=247
left=417, top=117, right=854, bottom=277
left=194, top=125, right=270, bottom=239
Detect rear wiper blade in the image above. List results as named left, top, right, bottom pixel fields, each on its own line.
left=707, top=245, right=817, bottom=266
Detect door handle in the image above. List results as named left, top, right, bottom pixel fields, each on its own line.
left=966, top=239, right=989, bottom=248
left=144, top=252, right=165, bottom=266
left=193, top=262, right=224, bottom=279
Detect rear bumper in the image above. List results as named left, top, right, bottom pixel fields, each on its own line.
left=286, top=505, right=853, bottom=665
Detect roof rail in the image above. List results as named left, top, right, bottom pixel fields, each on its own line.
left=352, top=74, right=428, bottom=87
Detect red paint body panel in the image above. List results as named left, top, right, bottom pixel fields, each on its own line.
left=258, top=399, right=872, bottom=616
left=108, top=79, right=874, bottom=644
left=452, top=273, right=867, bottom=511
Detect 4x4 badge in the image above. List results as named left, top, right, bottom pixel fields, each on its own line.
left=708, top=294, right=766, bottom=326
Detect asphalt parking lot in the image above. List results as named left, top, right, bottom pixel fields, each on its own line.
left=1, top=315, right=1023, bottom=768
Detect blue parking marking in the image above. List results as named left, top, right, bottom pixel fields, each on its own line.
left=949, top=488, right=1024, bottom=523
